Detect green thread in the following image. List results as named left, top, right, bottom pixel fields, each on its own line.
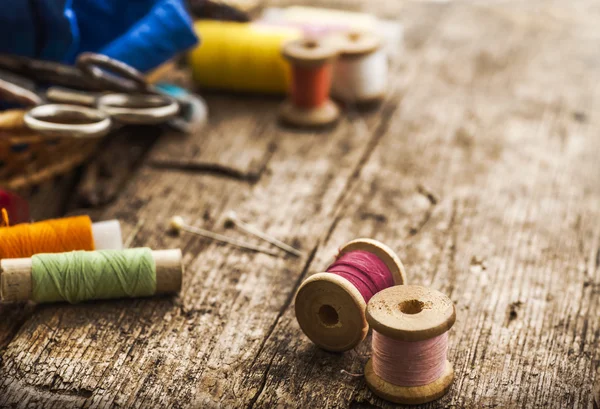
left=31, top=248, right=156, bottom=304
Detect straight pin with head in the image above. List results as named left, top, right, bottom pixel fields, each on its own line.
left=169, top=216, right=281, bottom=257
left=224, top=211, right=303, bottom=257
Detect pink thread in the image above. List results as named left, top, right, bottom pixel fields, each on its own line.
left=372, top=331, right=448, bottom=386
left=326, top=250, right=394, bottom=302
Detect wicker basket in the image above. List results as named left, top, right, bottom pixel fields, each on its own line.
left=0, top=110, right=100, bottom=191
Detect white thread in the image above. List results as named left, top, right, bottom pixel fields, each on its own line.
left=332, top=48, right=388, bottom=103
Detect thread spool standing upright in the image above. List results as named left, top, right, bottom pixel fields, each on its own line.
left=365, top=285, right=456, bottom=405
left=295, top=238, right=406, bottom=351
left=331, top=31, right=387, bottom=105
left=279, top=38, right=340, bottom=127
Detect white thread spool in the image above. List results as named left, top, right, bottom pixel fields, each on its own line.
left=331, top=31, right=387, bottom=104
left=91, top=220, right=123, bottom=250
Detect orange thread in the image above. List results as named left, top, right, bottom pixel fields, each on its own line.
left=290, top=64, right=332, bottom=108
left=0, top=215, right=96, bottom=259
left=1, top=208, right=9, bottom=227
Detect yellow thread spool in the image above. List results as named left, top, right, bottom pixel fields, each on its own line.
left=188, top=21, right=302, bottom=94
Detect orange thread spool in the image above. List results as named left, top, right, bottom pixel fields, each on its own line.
left=0, top=215, right=95, bottom=259
left=279, top=38, right=340, bottom=127
left=290, top=64, right=332, bottom=108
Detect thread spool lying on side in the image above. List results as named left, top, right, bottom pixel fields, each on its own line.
left=331, top=31, right=387, bottom=105
left=279, top=38, right=340, bottom=127
left=365, top=285, right=456, bottom=405
left=188, top=21, right=302, bottom=94
left=295, top=238, right=406, bottom=351
left=91, top=220, right=123, bottom=250
left=0, top=216, right=123, bottom=259
left=0, top=248, right=182, bottom=303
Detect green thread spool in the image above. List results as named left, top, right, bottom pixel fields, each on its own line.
left=0, top=248, right=183, bottom=304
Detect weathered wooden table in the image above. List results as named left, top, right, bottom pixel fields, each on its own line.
left=1, top=1, right=599, bottom=407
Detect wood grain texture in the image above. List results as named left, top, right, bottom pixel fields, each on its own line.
left=148, top=95, right=278, bottom=181
left=1, top=0, right=600, bottom=408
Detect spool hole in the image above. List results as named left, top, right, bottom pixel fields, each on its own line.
left=348, top=32, right=361, bottom=42
left=399, top=299, right=425, bottom=315
left=304, top=40, right=318, bottom=49
left=318, top=304, right=339, bottom=327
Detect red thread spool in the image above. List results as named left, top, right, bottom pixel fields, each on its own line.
left=294, top=238, right=407, bottom=351
left=0, top=190, right=29, bottom=225
left=279, top=38, right=340, bottom=127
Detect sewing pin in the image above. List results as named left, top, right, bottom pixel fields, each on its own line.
left=224, top=211, right=303, bottom=257
left=169, top=216, right=281, bottom=257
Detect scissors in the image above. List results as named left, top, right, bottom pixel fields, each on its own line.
left=0, top=53, right=180, bottom=138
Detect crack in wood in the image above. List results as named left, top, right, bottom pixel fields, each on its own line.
left=417, top=183, right=440, bottom=206
left=0, top=303, right=36, bottom=350
left=147, top=160, right=262, bottom=183
left=504, top=301, right=523, bottom=327
left=34, top=374, right=94, bottom=399
left=329, top=102, right=399, bottom=216
left=250, top=243, right=320, bottom=372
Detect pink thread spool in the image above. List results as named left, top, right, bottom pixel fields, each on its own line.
left=295, top=238, right=407, bottom=352
left=365, top=285, right=456, bottom=405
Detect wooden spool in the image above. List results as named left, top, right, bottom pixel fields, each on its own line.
left=294, top=238, right=406, bottom=351
left=330, top=31, right=386, bottom=105
left=365, top=285, right=456, bottom=405
left=279, top=38, right=340, bottom=127
left=0, top=249, right=183, bottom=303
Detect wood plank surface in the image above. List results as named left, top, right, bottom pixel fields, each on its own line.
left=1, top=0, right=600, bottom=408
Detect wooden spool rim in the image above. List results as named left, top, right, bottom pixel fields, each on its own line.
left=282, top=38, right=338, bottom=67
left=365, top=358, right=454, bottom=405
left=337, top=238, right=406, bottom=286
left=278, top=99, right=339, bottom=128
left=366, top=285, right=455, bottom=341
left=331, top=31, right=381, bottom=58
left=295, top=272, right=367, bottom=351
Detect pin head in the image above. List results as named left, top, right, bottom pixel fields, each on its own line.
left=223, top=211, right=238, bottom=228
left=169, top=216, right=185, bottom=233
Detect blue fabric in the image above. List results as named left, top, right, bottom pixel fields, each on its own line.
left=0, top=0, right=70, bottom=58
left=37, top=0, right=75, bottom=61
left=98, top=0, right=199, bottom=72
left=0, top=0, right=198, bottom=72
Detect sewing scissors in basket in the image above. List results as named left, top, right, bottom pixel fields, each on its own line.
left=0, top=53, right=180, bottom=138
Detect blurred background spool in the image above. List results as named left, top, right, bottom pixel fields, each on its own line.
left=331, top=31, right=387, bottom=105
left=259, top=6, right=403, bottom=58
left=279, top=38, right=339, bottom=127
left=294, top=238, right=406, bottom=351
left=188, top=21, right=302, bottom=94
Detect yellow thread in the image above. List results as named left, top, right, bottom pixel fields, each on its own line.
left=188, top=21, right=302, bottom=94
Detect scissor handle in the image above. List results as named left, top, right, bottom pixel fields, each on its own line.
left=96, top=93, right=179, bottom=125
left=0, top=54, right=99, bottom=90
left=46, top=86, right=97, bottom=107
left=0, top=76, right=42, bottom=106
left=77, top=53, right=150, bottom=93
left=24, top=104, right=112, bottom=138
